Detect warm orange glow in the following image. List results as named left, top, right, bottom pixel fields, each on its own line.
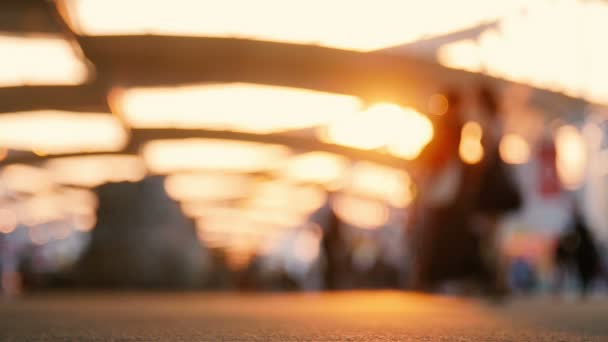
left=499, top=133, right=530, bottom=164
left=61, top=188, right=98, bottom=216
left=113, top=83, right=361, bottom=133
left=555, top=125, right=587, bottom=190
left=193, top=205, right=295, bottom=260
left=181, top=202, right=231, bottom=218
left=320, top=105, right=389, bottom=150
left=33, top=149, right=48, bottom=157
left=247, top=180, right=326, bottom=215
left=0, top=208, right=17, bottom=234
left=1, top=164, right=55, bottom=194
left=320, top=103, right=433, bottom=160
left=0, top=111, right=127, bottom=154
left=61, top=0, right=515, bottom=52
left=44, top=155, right=146, bottom=187
left=0, top=34, right=88, bottom=87
left=196, top=226, right=284, bottom=242
left=142, top=139, right=291, bottom=173
left=347, top=161, right=414, bottom=208
left=384, top=105, right=434, bottom=160
left=427, top=93, right=450, bottom=116
left=333, top=194, right=389, bottom=229
left=280, top=151, right=349, bottom=188
left=20, top=194, right=65, bottom=226
left=9, top=188, right=97, bottom=227
left=0, top=148, right=7, bottom=161
left=165, top=173, right=251, bottom=201
left=71, top=213, right=97, bottom=232
left=459, top=121, right=484, bottom=164
left=196, top=206, right=303, bottom=230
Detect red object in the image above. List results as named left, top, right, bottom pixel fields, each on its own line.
left=539, top=140, right=561, bottom=197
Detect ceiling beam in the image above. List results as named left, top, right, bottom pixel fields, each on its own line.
left=0, top=128, right=410, bottom=169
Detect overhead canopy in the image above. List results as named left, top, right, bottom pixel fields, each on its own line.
left=0, top=0, right=594, bottom=167
left=2, top=0, right=602, bottom=256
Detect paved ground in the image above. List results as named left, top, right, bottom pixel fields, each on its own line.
left=0, top=291, right=606, bottom=341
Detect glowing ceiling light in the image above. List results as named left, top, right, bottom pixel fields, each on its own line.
left=44, top=155, right=146, bottom=187
left=333, top=194, right=389, bottom=229
left=347, top=161, right=414, bottom=208
left=459, top=121, right=484, bottom=164
left=60, top=188, right=98, bottom=216
left=196, top=206, right=304, bottom=229
left=499, top=133, right=530, bottom=164
left=0, top=34, right=88, bottom=87
left=194, top=206, right=300, bottom=255
left=181, top=202, right=234, bottom=218
left=0, top=111, right=128, bottom=155
left=0, top=188, right=97, bottom=228
left=165, top=173, right=251, bottom=202
left=0, top=208, right=17, bottom=234
left=320, top=103, right=433, bottom=158
left=1, top=164, right=55, bottom=194
left=555, top=125, right=587, bottom=190
left=385, top=107, right=434, bottom=160
left=20, top=194, right=65, bottom=226
left=196, top=224, right=286, bottom=250
left=142, top=139, right=291, bottom=173
left=60, top=0, right=520, bottom=52
left=279, top=151, right=349, bottom=188
left=113, top=83, right=362, bottom=134
left=247, top=180, right=326, bottom=215
left=320, top=110, right=387, bottom=150
left=197, top=229, right=283, bottom=242
left=71, top=213, right=97, bottom=232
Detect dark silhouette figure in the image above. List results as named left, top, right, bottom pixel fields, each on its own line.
left=474, top=85, right=522, bottom=297
left=320, top=199, right=347, bottom=290
left=554, top=208, right=601, bottom=297
left=409, top=86, right=521, bottom=296
left=408, top=89, right=480, bottom=291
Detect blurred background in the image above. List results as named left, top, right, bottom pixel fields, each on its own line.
left=1, top=0, right=607, bottom=299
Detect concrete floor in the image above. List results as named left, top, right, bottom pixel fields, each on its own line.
left=0, top=291, right=606, bottom=341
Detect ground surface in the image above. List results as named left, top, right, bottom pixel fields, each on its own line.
left=0, top=291, right=606, bottom=341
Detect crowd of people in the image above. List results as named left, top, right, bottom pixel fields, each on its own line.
left=307, top=84, right=607, bottom=299
left=2, top=85, right=607, bottom=298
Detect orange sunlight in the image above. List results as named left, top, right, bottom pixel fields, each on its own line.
left=459, top=121, right=484, bottom=164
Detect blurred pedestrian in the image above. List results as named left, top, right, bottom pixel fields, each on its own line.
left=472, top=85, right=521, bottom=297
left=408, top=85, right=521, bottom=296
left=408, top=88, right=476, bottom=291
left=554, top=205, right=601, bottom=298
